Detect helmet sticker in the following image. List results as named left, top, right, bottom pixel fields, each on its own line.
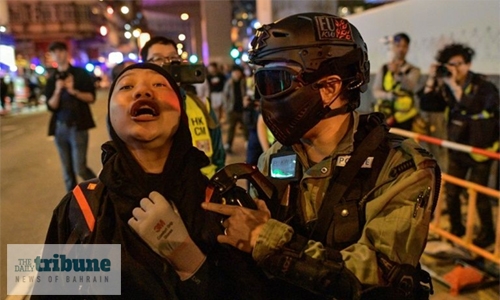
left=251, top=26, right=270, bottom=52
left=314, top=16, right=353, bottom=42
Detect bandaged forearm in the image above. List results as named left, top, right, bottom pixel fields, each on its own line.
left=129, top=191, right=206, bottom=280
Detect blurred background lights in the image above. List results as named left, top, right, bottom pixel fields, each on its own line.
left=178, top=34, right=186, bottom=41
left=230, top=48, right=240, bottom=58
left=180, top=13, right=189, bottom=21
left=124, top=24, right=131, bottom=30
left=138, top=32, right=151, bottom=49
left=124, top=31, right=132, bottom=39
left=106, top=6, right=113, bottom=15
left=108, top=52, right=124, bottom=64
left=93, top=66, right=103, bottom=77
left=132, top=28, right=141, bottom=38
left=189, top=55, right=198, bottom=64
left=34, top=65, right=45, bottom=75
left=181, top=52, right=188, bottom=60
left=100, top=25, right=108, bottom=36
left=120, top=6, right=129, bottom=14
left=85, top=63, right=95, bottom=72
left=128, top=53, right=138, bottom=60
left=0, top=26, right=6, bottom=32
left=252, top=20, right=261, bottom=29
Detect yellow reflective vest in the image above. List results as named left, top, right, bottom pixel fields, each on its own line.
left=185, top=94, right=217, bottom=178
left=375, top=69, right=418, bottom=124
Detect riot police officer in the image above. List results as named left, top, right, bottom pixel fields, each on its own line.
left=202, top=12, right=440, bottom=300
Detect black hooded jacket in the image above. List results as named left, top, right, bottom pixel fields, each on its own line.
left=31, top=64, right=267, bottom=299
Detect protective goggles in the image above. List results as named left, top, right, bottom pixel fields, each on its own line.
left=254, top=67, right=306, bottom=99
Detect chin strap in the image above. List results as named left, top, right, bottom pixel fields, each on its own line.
left=322, top=103, right=350, bottom=119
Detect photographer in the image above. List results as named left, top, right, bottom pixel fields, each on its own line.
left=419, top=43, right=499, bottom=247
left=45, top=41, right=97, bottom=192
left=140, top=36, right=226, bottom=178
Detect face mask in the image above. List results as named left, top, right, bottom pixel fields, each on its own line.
left=256, top=65, right=350, bottom=146
left=260, top=83, right=325, bottom=146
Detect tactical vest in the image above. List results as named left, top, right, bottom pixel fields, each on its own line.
left=270, top=113, right=431, bottom=250
left=262, top=113, right=438, bottom=299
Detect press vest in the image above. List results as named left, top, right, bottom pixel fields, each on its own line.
left=185, top=94, right=217, bottom=177
left=376, top=65, right=418, bottom=124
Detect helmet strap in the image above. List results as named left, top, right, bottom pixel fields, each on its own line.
left=323, top=104, right=350, bottom=119
left=322, top=91, right=349, bottom=119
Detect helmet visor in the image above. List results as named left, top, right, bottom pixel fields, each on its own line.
left=254, top=67, right=304, bottom=99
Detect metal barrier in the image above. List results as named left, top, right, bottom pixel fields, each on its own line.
left=389, top=127, right=500, bottom=265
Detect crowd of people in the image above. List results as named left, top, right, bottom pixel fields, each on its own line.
left=372, top=34, right=499, bottom=248
left=26, top=11, right=498, bottom=300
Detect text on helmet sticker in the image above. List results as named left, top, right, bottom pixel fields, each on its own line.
left=250, top=26, right=270, bottom=52
left=314, top=16, right=353, bottom=42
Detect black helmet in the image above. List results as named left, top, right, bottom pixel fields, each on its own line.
left=249, top=12, right=370, bottom=92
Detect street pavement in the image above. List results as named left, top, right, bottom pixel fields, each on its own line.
left=0, top=88, right=498, bottom=299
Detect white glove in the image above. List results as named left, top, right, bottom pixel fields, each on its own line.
left=128, top=191, right=206, bottom=280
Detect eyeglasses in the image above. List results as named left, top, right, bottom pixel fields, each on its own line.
left=147, top=56, right=182, bottom=66
left=254, top=67, right=306, bottom=99
left=446, top=61, right=465, bottom=68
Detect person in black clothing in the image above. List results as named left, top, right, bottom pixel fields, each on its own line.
left=45, top=41, right=97, bottom=192
left=207, top=62, right=227, bottom=120
left=419, top=43, right=499, bottom=247
left=31, top=63, right=268, bottom=299
left=222, top=64, right=248, bottom=154
left=243, top=87, right=263, bottom=166
left=0, top=76, right=8, bottom=113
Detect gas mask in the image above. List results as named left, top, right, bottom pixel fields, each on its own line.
left=254, top=65, right=348, bottom=146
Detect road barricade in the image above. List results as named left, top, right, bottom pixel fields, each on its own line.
left=389, top=127, right=500, bottom=265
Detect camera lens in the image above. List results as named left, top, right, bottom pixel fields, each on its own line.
left=436, top=65, right=451, bottom=77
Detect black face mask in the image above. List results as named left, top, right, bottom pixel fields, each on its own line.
left=261, top=83, right=327, bottom=146
left=256, top=65, right=353, bottom=146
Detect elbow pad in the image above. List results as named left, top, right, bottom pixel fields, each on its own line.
left=259, top=235, right=362, bottom=300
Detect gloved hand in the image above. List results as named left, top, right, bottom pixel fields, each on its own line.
left=128, top=191, right=206, bottom=280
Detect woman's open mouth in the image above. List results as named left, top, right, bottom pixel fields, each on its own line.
left=130, top=99, right=160, bottom=120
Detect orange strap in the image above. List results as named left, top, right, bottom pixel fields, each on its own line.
left=205, top=185, right=214, bottom=203
left=72, top=184, right=96, bottom=232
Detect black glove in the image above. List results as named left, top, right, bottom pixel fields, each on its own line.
left=259, top=235, right=362, bottom=300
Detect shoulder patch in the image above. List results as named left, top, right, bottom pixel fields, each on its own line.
left=400, top=139, right=437, bottom=169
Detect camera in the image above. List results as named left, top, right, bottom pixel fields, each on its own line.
left=55, top=70, right=70, bottom=80
left=162, top=62, right=206, bottom=84
left=436, top=65, right=451, bottom=78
